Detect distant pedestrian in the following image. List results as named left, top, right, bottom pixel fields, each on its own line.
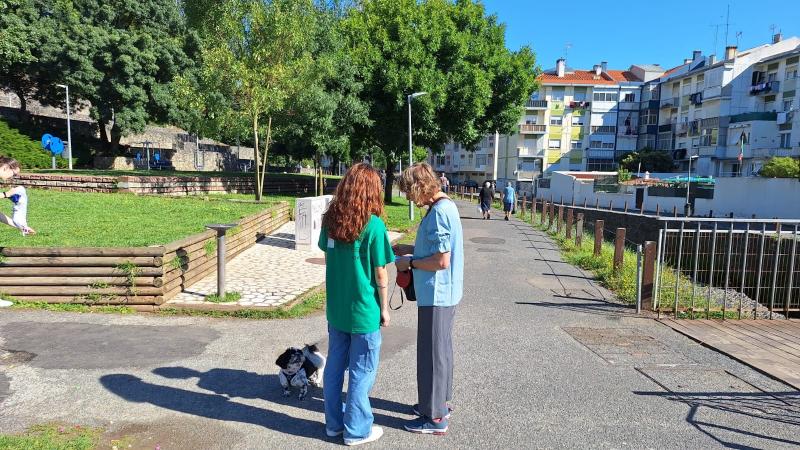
left=478, top=181, right=494, bottom=220
left=396, top=162, right=463, bottom=436
left=501, top=182, right=516, bottom=221
left=439, top=172, right=449, bottom=193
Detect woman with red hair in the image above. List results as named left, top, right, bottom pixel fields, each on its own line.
left=319, top=163, right=394, bottom=446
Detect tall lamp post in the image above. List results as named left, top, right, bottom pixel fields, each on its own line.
left=685, top=154, right=699, bottom=217
left=407, top=91, right=427, bottom=220
left=56, top=84, right=73, bottom=170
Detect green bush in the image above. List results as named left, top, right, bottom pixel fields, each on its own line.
left=0, top=119, right=69, bottom=169
left=759, top=156, right=799, bottom=178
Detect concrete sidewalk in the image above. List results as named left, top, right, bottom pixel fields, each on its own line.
left=0, top=201, right=797, bottom=448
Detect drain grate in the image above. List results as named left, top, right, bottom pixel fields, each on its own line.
left=470, top=237, right=505, bottom=245
left=563, top=327, right=692, bottom=366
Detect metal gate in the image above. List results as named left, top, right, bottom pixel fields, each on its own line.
left=654, top=218, right=800, bottom=319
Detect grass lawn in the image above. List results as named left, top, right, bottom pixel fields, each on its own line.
left=0, top=189, right=277, bottom=247
left=384, top=195, right=423, bottom=232
left=0, top=424, right=100, bottom=450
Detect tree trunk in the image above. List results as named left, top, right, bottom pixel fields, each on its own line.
left=258, top=116, right=272, bottom=200
left=13, top=89, right=27, bottom=113
left=98, top=118, right=111, bottom=154
left=253, top=114, right=261, bottom=202
left=110, top=125, right=122, bottom=156
left=384, top=155, right=395, bottom=204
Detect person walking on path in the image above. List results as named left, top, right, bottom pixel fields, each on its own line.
left=396, top=163, right=464, bottom=435
left=318, top=163, right=395, bottom=446
left=501, top=182, right=516, bottom=221
left=439, top=172, right=449, bottom=193
left=478, top=181, right=494, bottom=220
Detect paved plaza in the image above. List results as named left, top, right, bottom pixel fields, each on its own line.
left=167, top=222, right=401, bottom=308
left=0, top=201, right=797, bottom=448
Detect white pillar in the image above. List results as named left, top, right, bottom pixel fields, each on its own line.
left=493, top=130, right=500, bottom=181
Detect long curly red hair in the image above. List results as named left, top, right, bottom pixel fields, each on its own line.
left=322, top=163, right=385, bottom=243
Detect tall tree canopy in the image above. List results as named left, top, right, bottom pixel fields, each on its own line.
left=343, top=0, right=538, bottom=201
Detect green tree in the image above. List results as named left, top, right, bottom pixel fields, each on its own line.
left=759, top=157, right=800, bottom=178
left=0, top=0, right=40, bottom=112
left=180, top=0, right=316, bottom=200
left=23, top=0, right=201, bottom=154
left=343, top=0, right=538, bottom=203
left=619, top=149, right=675, bottom=173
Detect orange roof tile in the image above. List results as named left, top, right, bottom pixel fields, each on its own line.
left=539, top=69, right=640, bottom=85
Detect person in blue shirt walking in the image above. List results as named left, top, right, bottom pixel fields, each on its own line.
left=501, top=182, right=516, bottom=221
left=396, top=163, right=464, bottom=435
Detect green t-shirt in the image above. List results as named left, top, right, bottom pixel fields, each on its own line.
left=318, top=215, right=395, bottom=334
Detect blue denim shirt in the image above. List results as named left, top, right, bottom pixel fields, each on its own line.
left=412, top=198, right=464, bottom=307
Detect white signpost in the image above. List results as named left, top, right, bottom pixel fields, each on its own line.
left=294, top=196, right=331, bottom=253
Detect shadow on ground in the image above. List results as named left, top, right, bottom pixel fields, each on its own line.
left=100, top=366, right=412, bottom=442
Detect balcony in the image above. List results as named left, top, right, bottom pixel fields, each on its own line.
left=729, top=111, right=778, bottom=123
left=525, top=100, right=548, bottom=109
left=660, top=97, right=679, bottom=109
left=642, top=100, right=660, bottom=110
left=586, top=149, right=615, bottom=159
left=658, top=123, right=673, bottom=132
left=517, top=147, right=544, bottom=158
left=750, top=80, right=780, bottom=95
left=703, top=86, right=722, bottom=100
left=519, top=124, right=546, bottom=134
left=591, top=125, right=616, bottom=135
left=618, top=101, right=639, bottom=110
left=568, top=100, right=591, bottom=109
left=689, top=92, right=703, bottom=106
left=783, top=78, right=798, bottom=91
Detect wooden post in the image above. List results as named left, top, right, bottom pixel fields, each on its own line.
left=608, top=200, right=613, bottom=210
left=548, top=202, right=555, bottom=228
left=672, top=205, right=678, bottom=217
left=641, top=241, right=656, bottom=310
left=566, top=208, right=574, bottom=239
left=624, top=201, right=628, bottom=213
left=557, top=205, right=564, bottom=233
left=522, top=193, right=526, bottom=217
left=656, top=204, right=660, bottom=216
left=541, top=201, right=547, bottom=225
left=613, top=228, right=626, bottom=273
left=594, top=220, right=604, bottom=256
left=595, top=198, right=599, bottom=209
left=576, top=213, right=584, bottom=247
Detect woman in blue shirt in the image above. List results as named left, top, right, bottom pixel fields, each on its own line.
left=396, top=163, right=464, bottom=435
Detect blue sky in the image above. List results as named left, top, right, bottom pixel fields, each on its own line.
left=481, top=0, right=800, bottom=72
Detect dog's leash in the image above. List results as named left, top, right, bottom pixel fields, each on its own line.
left=389, top=278, right=403, bottom=311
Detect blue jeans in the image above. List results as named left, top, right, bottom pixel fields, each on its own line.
left=324, top=325, right=382, bottom=440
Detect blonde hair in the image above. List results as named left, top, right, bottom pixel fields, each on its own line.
left=399, top=163, right=441, bottom=203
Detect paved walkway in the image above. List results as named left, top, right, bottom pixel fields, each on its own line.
left=0, top=201, right=798, bottom=448
left=167, top=222, right=400, bottom=308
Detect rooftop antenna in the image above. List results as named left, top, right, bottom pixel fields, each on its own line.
left=724, top=4, right=731, bottom=47
left=769, top=24, right=777, bottom=41
left=564, top=42, right=572, bottom=60
left=735, top=31, right=742, bottom=48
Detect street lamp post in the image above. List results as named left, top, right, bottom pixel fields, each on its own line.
left=685, top=154, right=699, bottom=217
left=407, top=91, right=427, bottom=221
left=56, top=84, right=73, bottom=170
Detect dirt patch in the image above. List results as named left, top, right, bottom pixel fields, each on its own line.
left=0, top=372, right=9, bottom=405
left=105, top=418, right=243, bottom=450
left=563, top=327, right=692, bottom=366
left=476, top=248, right=509, bottom=253
left=469, top=237, right=506, bottom=245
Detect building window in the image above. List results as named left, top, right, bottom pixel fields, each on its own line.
left=589, top=140, right=603, bottom=148
left=592, top=92, right=618, bottom=102
left=550, top=87, right=565, bottom=101
left=573, top=87, right=587, bottom=101
left=780, top=133, right=792, bottom=148
left=476, top=154, right=487, bottom=166
left=784, top=100, right=793, bottom=112
left=548, top=139, right=561, bottom=149
left=571, top=140, right=581, bottom=150
left=602, top=142, right=614, bottom=149
left=623, top=93, right=636, bottom=102
left=525, top=118, right=538, bottom=125
left=786, top=65, right=798, bottom=80
left=571, top=116, right=583, bottom=126
left=550, top=117, right=563, bottom=126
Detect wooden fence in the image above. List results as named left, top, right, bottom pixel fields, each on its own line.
left=0, top=202, right=290, bottom=306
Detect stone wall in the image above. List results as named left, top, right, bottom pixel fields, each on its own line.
left=1, top=173, right=118, bottom=193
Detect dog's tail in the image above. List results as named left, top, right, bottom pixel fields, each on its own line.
left=303, top=344, right=326, bottom=370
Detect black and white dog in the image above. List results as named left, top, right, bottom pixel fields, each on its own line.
left=275, top=344, right=326, bottom=400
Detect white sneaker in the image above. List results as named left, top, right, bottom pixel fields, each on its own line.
left=0, top=299, right=12, bottom=308
left=344, top=426, right=383, bottom=446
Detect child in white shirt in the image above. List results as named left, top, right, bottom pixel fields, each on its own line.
left=2, top=186, right=35, bottom=235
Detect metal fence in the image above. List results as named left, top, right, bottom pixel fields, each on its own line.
left=655, top=218, right=800, bottom=319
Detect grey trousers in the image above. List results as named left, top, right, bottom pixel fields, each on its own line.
left=417, top=305, right=456, bottom=419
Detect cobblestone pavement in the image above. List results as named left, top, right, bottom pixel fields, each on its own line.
left=167, top=222, right=401, bottom=308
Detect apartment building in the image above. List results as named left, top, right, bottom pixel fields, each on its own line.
left=430, top=34, right=800, bottom=183
left=651, top=35, right=800, bottom=177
